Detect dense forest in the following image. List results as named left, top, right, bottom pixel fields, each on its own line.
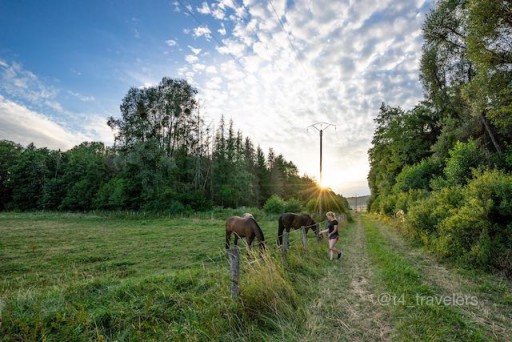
left=368, top=0, right=512, bottom=275
left=0, top=77, right=348, bottom=215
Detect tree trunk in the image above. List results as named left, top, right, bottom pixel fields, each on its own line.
left=479, top=113, right=502, bottom=154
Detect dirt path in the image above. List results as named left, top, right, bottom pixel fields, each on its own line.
left=373, top=219, right=512, bottom=340
left=301, top=215, right=392, bottom=341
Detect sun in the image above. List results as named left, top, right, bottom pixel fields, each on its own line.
left=319, top=172, right=338, bottom=190
left=319, top=178, right=330, bottom=189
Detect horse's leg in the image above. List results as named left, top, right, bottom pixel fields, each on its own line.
left=247, top=235, right=255, bottom=250
left=226, top=231, right=231, bottom=249
left=234, top=234, right=239, bottom=246
left=277, top=217, right=284, bottom=246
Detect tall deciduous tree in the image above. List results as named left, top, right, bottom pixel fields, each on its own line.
left=108, top=77, right=198, bottom=157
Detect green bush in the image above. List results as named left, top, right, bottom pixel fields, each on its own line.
left=394, top=189, right=429, bottom=213
left=406, top=186, right=464, bottom=246
left=436, top=206, right=491, bottom=265
left=94, top=178, right=127, bottom=210
left=444, top=140, right=484, bottom=185
left=393, top=158, right=442, bottom=192
left=377, top=194, right=397, bottom=216
left=434, top=169, right=512, bottom=274
left=263, top=195, right=286, bottom=214
left=284, top=197, right=302, bottom=213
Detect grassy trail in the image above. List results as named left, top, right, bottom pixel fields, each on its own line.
left=302, top=214, right=512, bottom=341
left=302, top=214, right=391, bottom=341
left=372, top=219, right=512, bottom=340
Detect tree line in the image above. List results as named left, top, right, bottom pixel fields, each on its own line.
left=368, top=0, right=512, bottom=275
left=0, top=77, right=348, bottom=216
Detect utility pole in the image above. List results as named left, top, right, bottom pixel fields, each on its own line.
left=355, top=194, right=358, bottom=212
left=307, top=122, right=336, bottom=217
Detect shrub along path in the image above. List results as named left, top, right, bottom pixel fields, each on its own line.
left=302, top=214, right=512, bottom=341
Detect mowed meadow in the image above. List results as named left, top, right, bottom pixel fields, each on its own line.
left=0, top=211, right=327, bottom=341
left=2, top=212, right=512, bottom=341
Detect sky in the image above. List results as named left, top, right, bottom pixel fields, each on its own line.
left=0, top=0, right=435, bottom=197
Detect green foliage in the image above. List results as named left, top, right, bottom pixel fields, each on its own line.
left=394, top=189, right=429, bottom=214
left=94, top=178, right=127, bottom=210
left=393, top=158, right=443, bottom=192
left=407, top=186, right=464, bottom=245
left=405, top=170, right=512, bottom=275
left=283, top=197, right=302, bottom=213
left=0, top=140, right=23, bottom=210
left=263, top=194, right=286, bottom=214
left=375, top=194, right=397, bottom=216
left=7, top=144, right=50, bottom=210
left=444, top=140, right=484, bottom=185
left=368, top=103, right=440, bottom=200
left=466, top=0, right=512, bottom=135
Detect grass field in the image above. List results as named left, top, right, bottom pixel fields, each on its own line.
left=1, top=212, right=511, bottom=341
left=0, top=211, right=327, bottom=341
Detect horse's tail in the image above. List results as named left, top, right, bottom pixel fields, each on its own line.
left=277, top=215, right=284, bottom=246
left=250, top=218, right=266, bottom=250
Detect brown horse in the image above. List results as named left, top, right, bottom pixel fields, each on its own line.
left=277, top=213, right=318, bottom=245
left=225, top=214, right=266, bottom=251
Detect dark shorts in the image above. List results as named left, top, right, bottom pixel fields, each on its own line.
left=329, top=235, right=339, bottom=241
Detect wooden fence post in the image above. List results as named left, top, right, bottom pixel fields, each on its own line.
left=281, top=230, right=289, bottom=263
left=228, top=247, right=240, bottom=299
left=301, top=226, right=308, bottom=249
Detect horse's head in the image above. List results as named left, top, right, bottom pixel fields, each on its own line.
left=304, top=214, right=319, bottom=236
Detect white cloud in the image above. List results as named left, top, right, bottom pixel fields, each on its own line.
left=82, top=114, right=115, bottom=145
left=218, top=23, right=227, bottom=36
left=211, top=8, right=225, bottom=20
left=188, top=46, right=202, bottom=55
left=166, top=39, right=177, bottom=47
left=178, top=0, right=435, bottom=195
left=185, top=54, right=199, bottom=63
left=205, top=65, right=217, bottom=74
left=193, top=26, right=212, bottom=39
left=68, top=90, right=95, bottom=102
left=0, top=60, right=60, bottom=106
left=0, top=96, right=87, bottom=150
left=192, top=63, right=206, bottom=72
left=197, top=2, right=210, bottom=14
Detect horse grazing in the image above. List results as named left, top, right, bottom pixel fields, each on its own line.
left=277, top=213, right=318, bottom=246
left=225, top=214, right=266, bottom=251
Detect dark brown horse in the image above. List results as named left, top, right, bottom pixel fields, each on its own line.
left=277, top=213, right=318, bottom=245
left=225, top=214, right=266, bottom=251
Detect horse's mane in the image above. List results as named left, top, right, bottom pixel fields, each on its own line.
left=248, top=217, right=264, bottom=240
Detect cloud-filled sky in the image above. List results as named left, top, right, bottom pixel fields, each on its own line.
left=0, top=0, right=434, bottom=196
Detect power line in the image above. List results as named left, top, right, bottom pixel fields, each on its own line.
left=267, top=0, right=309, bottom=76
